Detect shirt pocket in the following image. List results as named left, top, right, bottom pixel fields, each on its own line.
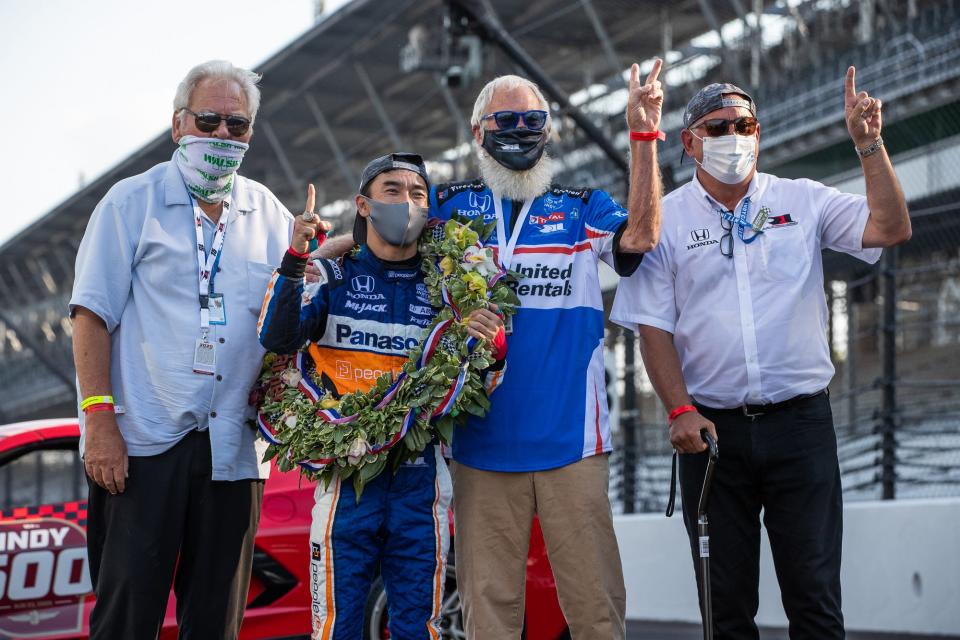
left=760, top=225, right=810, bottom=282
left=246, top=261, right=277, bottom=314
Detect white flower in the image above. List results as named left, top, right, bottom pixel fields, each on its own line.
left=279, top=368, right=302, bottom=387
left=283, top=413, right=297, bottom=429
left=347, top=437, right=369, bottom=465
left=461, top=246, right=498, bottom=278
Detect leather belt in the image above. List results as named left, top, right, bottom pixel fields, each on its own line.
left=695, top=389, right=828, bottom=421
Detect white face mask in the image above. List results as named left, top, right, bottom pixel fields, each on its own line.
left=692, top=133, right=757, bottom=185
left=174, top=135, right=249, bottom=203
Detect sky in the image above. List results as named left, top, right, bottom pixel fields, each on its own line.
left=0, top=0, right=348, bottom=246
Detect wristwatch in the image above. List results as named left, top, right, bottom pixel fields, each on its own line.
left=856, top=136, right=884, bottom=158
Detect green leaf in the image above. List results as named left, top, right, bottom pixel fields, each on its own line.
left=435, top=417, right=454, bottom=443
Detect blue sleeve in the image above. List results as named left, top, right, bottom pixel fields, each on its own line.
left=584, top=190, right=642, bottom=275
left=69, top=192, right=141, bottom=332
left=257, top=253, right=329, bottom=354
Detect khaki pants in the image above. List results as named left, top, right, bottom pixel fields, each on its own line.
left=452, top=455, right=626, bottom=640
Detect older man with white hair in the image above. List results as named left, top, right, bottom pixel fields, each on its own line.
left=428, top=61, right=666, bottom=639
left=70, top=60, right=311, bottom=639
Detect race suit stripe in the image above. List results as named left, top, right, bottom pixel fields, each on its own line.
left=257, top=271, right=280, bottom=338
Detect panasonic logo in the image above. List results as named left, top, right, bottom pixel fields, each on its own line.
left=335, top=324, right=419, bottom=351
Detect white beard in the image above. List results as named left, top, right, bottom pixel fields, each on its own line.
left=476, top=143, right=555, bottom=202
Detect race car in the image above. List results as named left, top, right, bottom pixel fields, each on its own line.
left=0, top=419, right=569, bottom=639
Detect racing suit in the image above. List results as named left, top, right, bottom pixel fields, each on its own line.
left=258, top=245, right=476, bottom=640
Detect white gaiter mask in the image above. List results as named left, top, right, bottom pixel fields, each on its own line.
left=174, top=135, right=249, bottom=203
left=694, top=133, right=757, bottom=185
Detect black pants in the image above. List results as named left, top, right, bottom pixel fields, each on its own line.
left=679, top=392, right=844, bottom=640
left=86, top=429, right=264, bottom=640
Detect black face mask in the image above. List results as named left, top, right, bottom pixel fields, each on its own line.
left=481, top=127, right=547, bottom=171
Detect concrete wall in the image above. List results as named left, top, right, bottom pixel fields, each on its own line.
left=614, top=498, right=960, bottom=636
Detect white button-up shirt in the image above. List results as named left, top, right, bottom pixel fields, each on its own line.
left=70, top=154, right=292, bottom=480
left=611, top=171, right=880, bottom=409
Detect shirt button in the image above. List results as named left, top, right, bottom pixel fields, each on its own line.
left=210, top=411, right=217, bottom=418
left=216, top=374, right=223, bottom=381
left=218, top=337, right=225, bottom=344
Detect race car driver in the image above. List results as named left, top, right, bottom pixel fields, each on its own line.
left=257, top=152, right=505, bottom=640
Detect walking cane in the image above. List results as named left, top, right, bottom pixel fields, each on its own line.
left=697, top=429, right=719, bottom=640
left=665, top=428, right=719, bottom=640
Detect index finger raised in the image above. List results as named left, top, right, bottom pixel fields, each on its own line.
left=844, top=66, right=857, bottom=104
left=305, top=183, right=316, bottom=215
left=645, top=58, right=663, bottom=86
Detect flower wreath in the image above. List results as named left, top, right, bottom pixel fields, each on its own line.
left=250, top=214, right=520, bottom=496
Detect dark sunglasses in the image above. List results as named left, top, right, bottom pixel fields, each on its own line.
left=182, top=108, right=251, bottom=136
left=481, top=110, right=548, bottom=131
left=692, top=116, right=758, bottom=137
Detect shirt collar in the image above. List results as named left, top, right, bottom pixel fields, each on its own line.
left=690, top=171, right=763, bottom=211
left=163, top=149, right=258, bottom=214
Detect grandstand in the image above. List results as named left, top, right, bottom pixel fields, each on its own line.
left=1, top=0, right=958, bottom=516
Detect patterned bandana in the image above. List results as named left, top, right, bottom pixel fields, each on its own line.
left=174, top=135, right=249, bottom=203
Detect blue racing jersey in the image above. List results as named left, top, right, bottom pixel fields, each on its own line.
left=430, top=179, right=640, bottom=471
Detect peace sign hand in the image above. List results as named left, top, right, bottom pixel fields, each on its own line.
left=626, top=58, right=664, bottom=132
left=844, top=66, right=883, bottom=148
left=291, top=184, right=331, bottom=255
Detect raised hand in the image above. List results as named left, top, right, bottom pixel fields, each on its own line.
left=626, top=58, right=664, bottom=132
left=844, top=66, right=883, bottom=149
left=291, top=184, right=332, bottom=254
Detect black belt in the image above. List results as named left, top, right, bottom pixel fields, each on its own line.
left=694, top=389, right=827, bottom=420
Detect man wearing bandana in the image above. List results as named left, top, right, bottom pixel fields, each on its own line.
left=70, top=60, right=297, bottom=639
left=612, top=72, right=911, bottom=638
left=427, top=61, right=666, bottom=639
left=257, top=153, right=505, bottom=640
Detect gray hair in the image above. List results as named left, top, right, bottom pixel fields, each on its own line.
left=470, top=75, right=550, bottom=130
left=173, top=60, right=262, bottom=122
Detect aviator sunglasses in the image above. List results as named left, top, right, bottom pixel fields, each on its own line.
left=692, top=116, right=758, bottom=137
left=481, top=110, right=549, bottom=131
left=181, top=108, right=252, bottom=136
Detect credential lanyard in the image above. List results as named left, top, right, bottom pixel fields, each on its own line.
left=193, top=198, right=231, bottom=335
left=492, top=193, right=534, bottom=270
left=718, top=196, right=762, bottom=245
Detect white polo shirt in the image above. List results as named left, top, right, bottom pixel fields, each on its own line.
left=611, top=171, right=881, bottom=409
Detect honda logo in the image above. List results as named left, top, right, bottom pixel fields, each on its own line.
left=469, top=192, right=491, bottom=212
left=351, top=275, right=375, bottom=293
left=690, top=229, right=710, bottom=242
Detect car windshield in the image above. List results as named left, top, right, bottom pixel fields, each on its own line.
left=1, top=446, right=86, bottom=511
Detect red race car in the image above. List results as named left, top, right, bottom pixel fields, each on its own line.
left=0, top=419, right=569, bottom=639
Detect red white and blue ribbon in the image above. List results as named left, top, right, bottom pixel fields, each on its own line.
left=374, top=372, right=407, bottom=410
left=316, top=407, right=360, bottom=425
left=296, top=352, right=324, bottom=403
left=418, top=319, right=453, bottom=369
left=299, top=454, right=336, bottom=472
left=257, top=413, right=283, bottom=445
left=432, top=365, right=469, bottom=418
left=369, top=409, right=416, bottom=454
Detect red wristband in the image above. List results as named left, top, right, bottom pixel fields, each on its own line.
left=668, top=404, right=697, bottom=424
left=83, top=403, right=114, bottom=414
left=287, top=246, right=311, bottom=259
left=630, top=130, right=666, bottom=142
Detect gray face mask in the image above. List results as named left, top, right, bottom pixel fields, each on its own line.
left=361, top=196, right=428, bottom=247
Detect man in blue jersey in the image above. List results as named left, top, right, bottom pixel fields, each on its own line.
left=258, top=152, right=505, bottom=640
left=429, top=61, right=666, bottom=639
